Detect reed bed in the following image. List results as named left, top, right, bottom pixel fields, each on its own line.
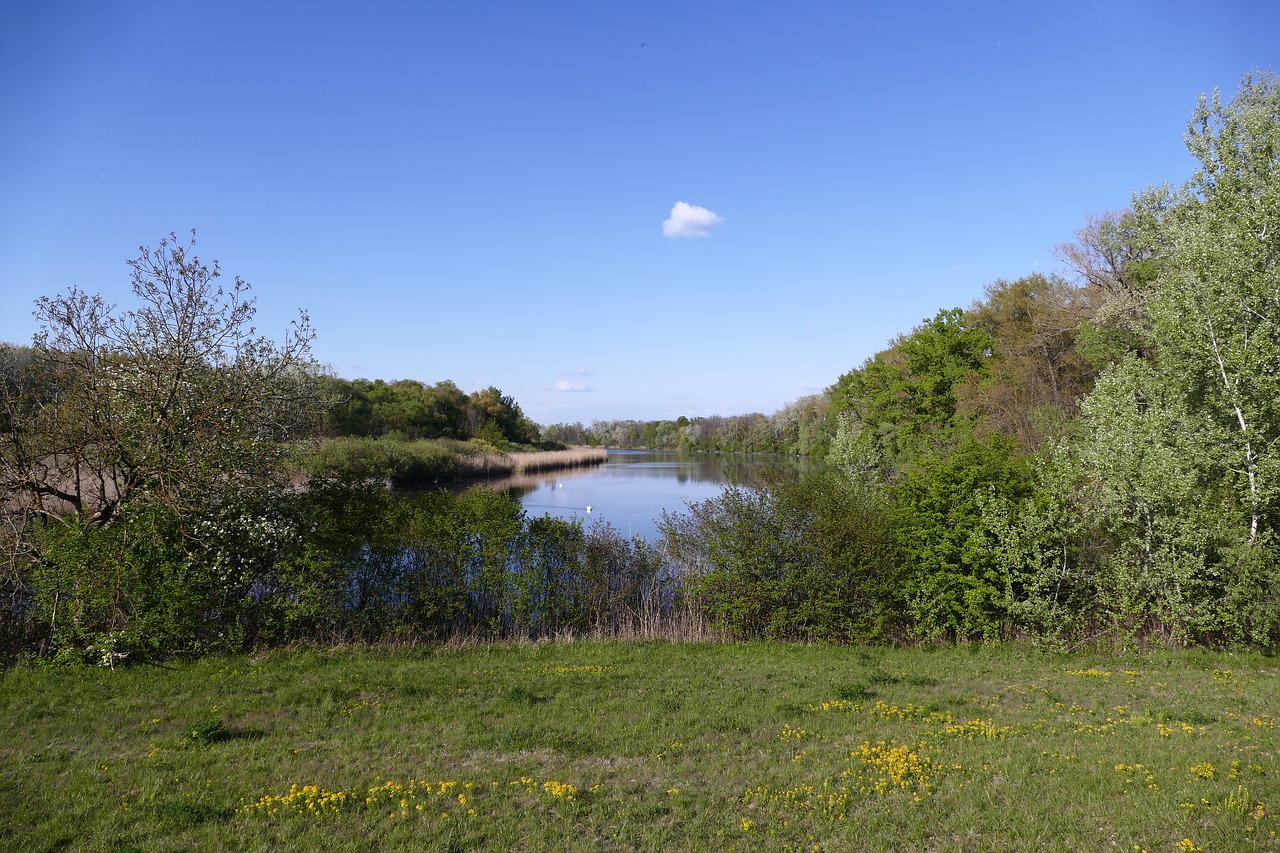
left=455, top=446, right=608, bottom=478
left=295, top=440, right=607, bottom=487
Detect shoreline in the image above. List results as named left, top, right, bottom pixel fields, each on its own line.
left=453, top=445, right=608, bottom=480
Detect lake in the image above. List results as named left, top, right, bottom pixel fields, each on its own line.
left=479, top=450, right=822, bottom=540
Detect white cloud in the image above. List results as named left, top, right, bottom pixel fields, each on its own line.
left=662, top=201, right=723, bottom=238
left=551, top=380, right=592, bottom=392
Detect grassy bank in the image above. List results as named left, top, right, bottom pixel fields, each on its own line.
left=299, top=438, right=607, bottom=488
left=3, top=643, right=1278, bottom=851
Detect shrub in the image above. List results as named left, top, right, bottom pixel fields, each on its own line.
left=303, top=436, right=458, bottom=487
left=659, top=471, right=903, bottom=642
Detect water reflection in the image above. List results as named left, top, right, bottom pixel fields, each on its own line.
left=469, top=450, right=822, bottom=540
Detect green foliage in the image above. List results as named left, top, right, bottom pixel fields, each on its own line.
left=187, top=717, right=231, bottom=744
left=585, top=406, right=820, bottom=456
left=565, top=392, right=834, bottom=457
left=17, top=471, right=707, bottom=658
left=660, top=471, right=903, bottom=641
left=974, top=450, right=1097, bottom=647
left=320, top=376, right=470, bottom=440
left=2, top=233, right=328, bottom=659
left=1074, top=357, right=1239, bottom=642
left=826, top=412, right=882, bottom=481
left=539, top=420, right=590, bottom=446
left=1055, top=209, right=1163, bottom=367
left=321, top=376, right=540, bottom=448
left=512, top=515, right=587, bottom=634
left=31, top=503, right=247, bottom=661
left=1218, top=541, right=1280, bottom=648
left=302, top=435, right=458, bottom=487
left=466, top=386, right=541, bottom=447
left=989, top=72, right=1280, bottom=650
left=231, top=485, right=682, bottom=644
left=1140, top=71, right=1280, bottom=546
left=960, top=72, right=1280, bottom=651
left=891, top=435, right=1031, bottom=642
left=831, top=308, right=992, bottom=474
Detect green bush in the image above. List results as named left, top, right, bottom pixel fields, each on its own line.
left=303, top=436, right=458, bottom=487
left=389, top=442, right=457, bottom=488
left=659, top=471, right=903, bottom=642
left=30, top=504, right=239, bottom=661
left=891, top=435, right=1031, bottom=642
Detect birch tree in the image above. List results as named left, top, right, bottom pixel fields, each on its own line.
left=1141, top=71, right=1280, bottom=545
left=983, top=73, right=1280, bottom=646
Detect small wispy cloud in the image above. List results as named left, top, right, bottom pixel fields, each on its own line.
left=550, top=380, right=592, bottom=392
left=663, top=201, right=723, bottom=238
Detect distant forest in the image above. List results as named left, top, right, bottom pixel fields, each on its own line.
left=319, top=376, right=543, bottom=449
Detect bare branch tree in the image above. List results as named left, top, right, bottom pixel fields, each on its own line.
left=1, top=231, right=320, bottom=530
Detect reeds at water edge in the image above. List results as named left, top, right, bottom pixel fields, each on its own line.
left=455, top=446, right=608, bottom=478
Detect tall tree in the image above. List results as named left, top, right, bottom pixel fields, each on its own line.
left=0, top=231, right=319, bottom=528
left=987, top=72, right=1280, bottom=647
left=830, top=308, right=992, bottom=474
left=1054, top=209, right=1164, bottom=365
left=466, top=386, right=539, bottom=446
left=1140, top=71, right=1280, bottom=545
left=960, top=273, right=1097, bottom=452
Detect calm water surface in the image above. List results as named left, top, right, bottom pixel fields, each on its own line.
left=489, top=450, right=820, bottom=540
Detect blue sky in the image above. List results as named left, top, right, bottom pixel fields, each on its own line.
left=2, top=2, right=1276, bottom=424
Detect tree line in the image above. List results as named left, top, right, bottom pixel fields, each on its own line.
left=544, top=397, right=833, bottom=458
left=554, top=72, right=1280, bottom=649
left=2, top=72, right=1278, bottom=662
left=671, top=72, right=1280, bottom=648
left=320, top=376, right=541, bottom=448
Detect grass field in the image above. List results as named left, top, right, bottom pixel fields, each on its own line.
left=3, top=642, right=1278, bottom=851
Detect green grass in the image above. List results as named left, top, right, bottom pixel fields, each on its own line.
left=3, top=642, right=1278, bottom=851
